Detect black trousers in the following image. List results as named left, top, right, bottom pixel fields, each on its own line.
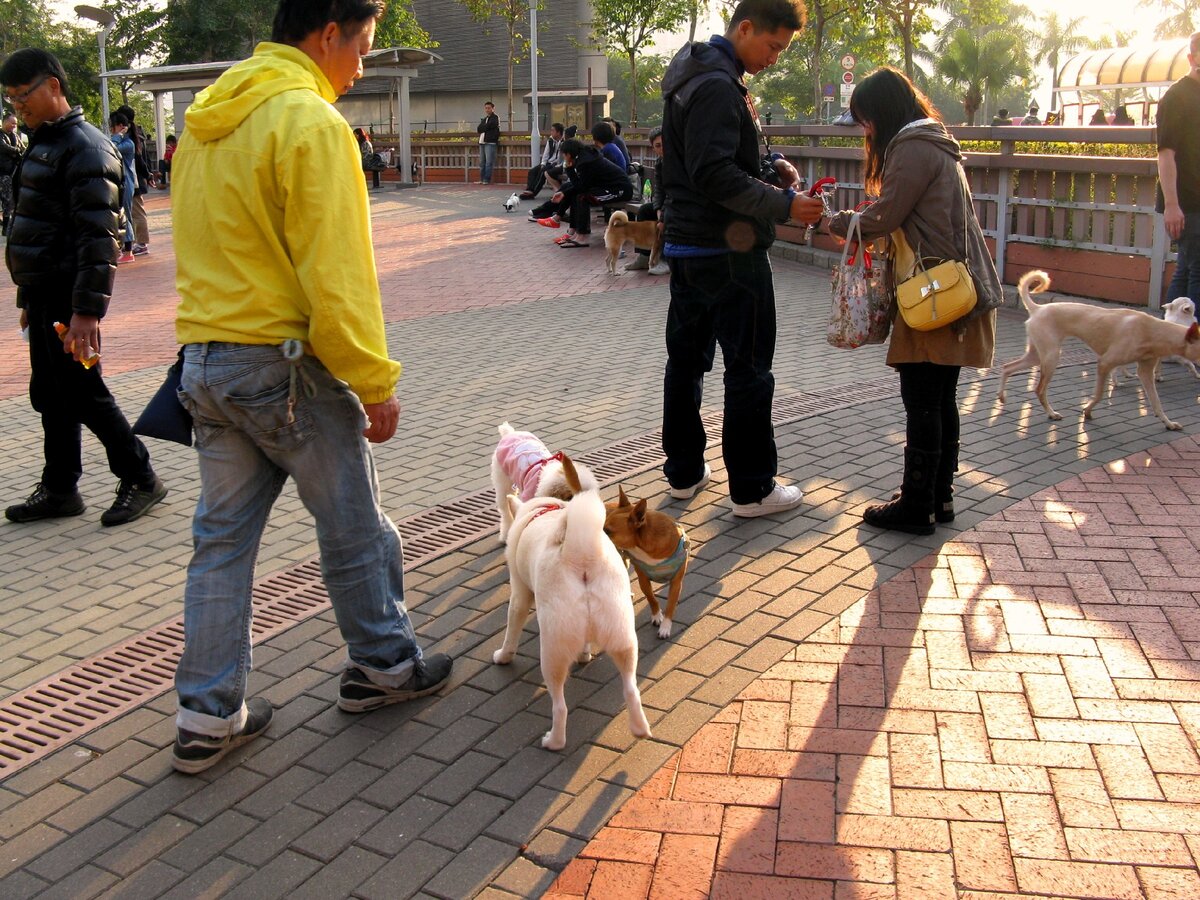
left=635, top=201, right=655, bottom=256
left=896, top=362, right=961, bottom=451
left=23, top=285, right=153, bottom=493
left=663, top=250, right=778, bottom=504
left=524, top=163, right=547, bottom=194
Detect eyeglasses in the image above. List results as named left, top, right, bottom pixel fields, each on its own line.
left=5, top=76, right=48, bottom=107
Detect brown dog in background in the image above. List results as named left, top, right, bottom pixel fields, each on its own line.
left=603, top=210, right=663, bottom=276
left=604, top=487, right=689, bottom=639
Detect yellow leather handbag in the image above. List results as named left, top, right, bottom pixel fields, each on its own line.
left=890, top=179, right=978, bottom=332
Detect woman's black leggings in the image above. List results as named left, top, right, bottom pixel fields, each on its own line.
left=896, top=362, right=961, bottom=452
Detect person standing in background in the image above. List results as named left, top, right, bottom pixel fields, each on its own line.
left=1, top=113, right=26, bottom=236
left=1157, top=31, right=1200, bottom=303
left=476, top=100, right=499, bottom=184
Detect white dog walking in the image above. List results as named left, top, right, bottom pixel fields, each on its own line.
left=998, top=271, right=1200, bottom=430
left=492, top=455, right=651, bottom=751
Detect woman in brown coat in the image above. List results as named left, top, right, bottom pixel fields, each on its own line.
left=829, top=67, right=1002, bottom=534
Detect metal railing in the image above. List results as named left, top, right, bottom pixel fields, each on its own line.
left=384, top=125, right=1174, bottom=307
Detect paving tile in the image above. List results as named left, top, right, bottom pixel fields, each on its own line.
left=356, top=840, right=454, bottom=900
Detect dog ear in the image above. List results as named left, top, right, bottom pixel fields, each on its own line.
left=618, top=485, right=631, bottom=507
left=632, top=498, right=647, bottom=525
left=1189, top=323, right=1200, bottom=343
left=560, top=453, right=583, bottom=494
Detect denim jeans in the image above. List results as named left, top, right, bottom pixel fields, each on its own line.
left=662, top=250, right=778, bottom=505
left=1167, top=212, right=1200, bottom=303
left=174, top=343, right=421, bottom=737
left=479, top=142, right=497, bottom=183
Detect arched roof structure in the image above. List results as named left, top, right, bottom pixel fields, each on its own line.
left=1056, top=39, right=1190, bottom=93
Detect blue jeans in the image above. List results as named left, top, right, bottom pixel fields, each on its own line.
left=1167, top=212, right=1200, bottom=303
left=174, top=343, right=421, bottom=737
left=662, top=250, right=778, bottom=505
left=479, top=142, right=497, bottom=183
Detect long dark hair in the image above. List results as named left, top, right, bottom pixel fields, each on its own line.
left=850, top=67, right=940, bottom=195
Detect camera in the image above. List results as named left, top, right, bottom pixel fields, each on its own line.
left=759, top=152, right=785, bottom=186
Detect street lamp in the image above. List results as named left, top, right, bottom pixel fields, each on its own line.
left=75, top=5, right=116, bottom=125
left=529, top=0, right=539, bottom=164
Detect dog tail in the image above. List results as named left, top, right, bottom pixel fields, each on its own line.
left=1017, top=270, right=1050, bottom=314
left=562, top=483, right=608, bottom=567
left=497, top=421, right=515, bottom=438
left=607, top=210, right=630, bottom=228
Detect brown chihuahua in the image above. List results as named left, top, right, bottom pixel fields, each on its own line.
left=604, top=486, right=690, bottom=639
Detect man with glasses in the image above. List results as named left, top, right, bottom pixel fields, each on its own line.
left=169, top=0, right=451, bottom=774
left=0, top=49, right=167, bottom=527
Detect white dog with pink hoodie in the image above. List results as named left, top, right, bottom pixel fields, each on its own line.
left=491, top=422, right=598, bottom=542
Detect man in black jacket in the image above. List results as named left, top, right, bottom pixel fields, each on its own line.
left=659, top=0, right=821, bottom=518
left=533, top=138, right=631, bottom=248
left=1, top=48, right=167, bottom=526
left=476, top=100, right=500, bottom=184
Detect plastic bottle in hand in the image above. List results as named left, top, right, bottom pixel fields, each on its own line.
left=52, top=321, right=100, bottom=369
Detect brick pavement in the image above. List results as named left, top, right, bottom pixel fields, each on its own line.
left=0, top=186, right=1198, bottom=897
left=549, top=439, right=1200, bottom=900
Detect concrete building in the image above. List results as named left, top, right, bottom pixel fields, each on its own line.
left=352, top=0, right=610, bottom=134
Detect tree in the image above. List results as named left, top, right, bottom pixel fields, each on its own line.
left=1139, top=0, right=1199, bottom=38
left=458, top=0, right=542, bottom=131
left=162, top=0, right=276, bottom=64
left=1, top=0, right=53, bottom=56
left=588, top=0, right=690, bottom=126
left=375, top=3, right=436, bottom=49
left=1032, top=12, right=1087, bottom=113
left=97, top=1, right=167, bottom=105
left=607, top=49, right=668, bottom=125
left=875, top=0, right=935, bottom=80
left=935, top=26, right=1029, bottom=124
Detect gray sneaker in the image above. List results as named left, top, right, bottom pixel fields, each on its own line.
left=337, top=653, right=453, bottom=712
left=172, top=697, right=273, bottom=774
left=732, top=483, right=804, bottom=518
left=648, top=261, right=671, bottom=275
left=624, top=255, right=650, bottom=271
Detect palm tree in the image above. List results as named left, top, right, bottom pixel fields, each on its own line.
left=1139, top=0, right=1199, bottom=39
left=936, top=27, right=1030, bottom=124
left=1033, top=13, right=1088, bottom=114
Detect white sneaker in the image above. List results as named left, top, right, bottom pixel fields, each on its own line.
left=648, top=261, right=670, bottom=275
left=732, top=483, right=804, bottom=518
left=669, top=463, right=711, bottom=500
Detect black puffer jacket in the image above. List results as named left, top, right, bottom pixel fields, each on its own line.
left=5, top=107, right=121, bottom=317
left=661, top=39, right=792, bottom=251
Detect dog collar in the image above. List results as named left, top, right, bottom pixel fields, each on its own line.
left=526, top=502, right=563, bottom=524
left=520, top=450, right=563, bottom=493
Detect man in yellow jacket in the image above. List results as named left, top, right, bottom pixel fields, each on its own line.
left=169, top=0, right=451, bottom=775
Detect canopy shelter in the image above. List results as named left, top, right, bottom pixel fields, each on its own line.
left=1053, top=39, right=1191, bottom=124
left=104, top=47, right=439, bottom=185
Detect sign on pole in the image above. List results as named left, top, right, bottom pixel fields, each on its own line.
left=841, top=70, right=854, bottom=85
left=840, top=54, right=856, bottom=70
left=840, top=83, right=854, bottom=106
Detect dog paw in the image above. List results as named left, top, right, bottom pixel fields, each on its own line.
left=541, top=732, right=566, bottom=751
left=650, top=611, right=663, bottom=626
left=1166, top=420, right=1182, bottom=431
left=492, top=649, right=514, bottom=665
left=576, top=651, right=593, bottom=665
left=657, top=618, right=673, bottom=639
left=1050, top=411, right=1064, bottom=421
left=630, top=722, right=653, bottom=739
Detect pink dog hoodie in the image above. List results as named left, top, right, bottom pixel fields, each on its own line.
left=495, top=431, right=557, bottom=501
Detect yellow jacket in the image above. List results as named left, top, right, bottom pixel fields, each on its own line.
left=173, top=42, right=400, bottom=404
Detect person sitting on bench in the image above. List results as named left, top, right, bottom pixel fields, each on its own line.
left=520, top=122, right=564, bottom=200
left=532, top=138, right=632, bottom=248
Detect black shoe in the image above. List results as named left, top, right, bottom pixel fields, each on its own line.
left=337, top=653, right=453, bottom=712
left=172, top=697, right=273, bottom=774
left=5, top=483, right=86, bottom=523
left=100, top=476, right=167, bottom=526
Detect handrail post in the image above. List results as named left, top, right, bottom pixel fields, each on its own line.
left=1149, top=214, right=1168, bottom=311
left=994, top=140, right=1014, bottom=282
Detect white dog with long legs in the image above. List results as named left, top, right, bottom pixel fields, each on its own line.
left=998, top=270, right=1200, bottom=430
left=492, top=455, right=651, bottom=751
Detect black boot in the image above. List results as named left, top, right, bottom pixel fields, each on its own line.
left=934, top=440, right=958, bottom=524
left=864, top=447, right=938, bottom=535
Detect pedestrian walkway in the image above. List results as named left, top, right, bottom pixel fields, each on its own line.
left=550, top=438, right=1200, bottom=899
left=0, top=186, right=1196, bottom=898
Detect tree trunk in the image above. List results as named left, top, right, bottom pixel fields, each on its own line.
left=506, top=25, right=516, bottom=130
left=1048, top=50, right=1059, bottom=112
left=811, top=17, right=826, bottom=119
left=628, top=50, right=639, bottom=127
left=688, top=2, right=698, bottom=42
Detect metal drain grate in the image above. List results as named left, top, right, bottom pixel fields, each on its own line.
left=0, top=362, right=1079, bottom=776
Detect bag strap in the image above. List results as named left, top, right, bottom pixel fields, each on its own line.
left=840, top=212, right=866, bottom=270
